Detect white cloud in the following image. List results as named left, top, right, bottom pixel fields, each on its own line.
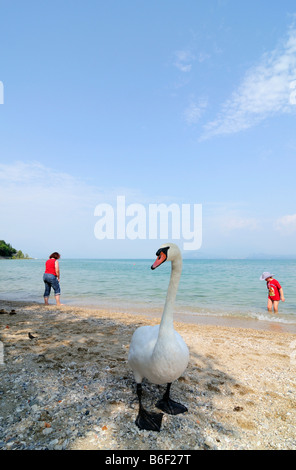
left=197, top=52, right=211, bottom=63
left=220, top=215, right=259, bottom=233
left=1, top=161, right=199, bottom=258
left=201, top=25, right=296, bottom=139
left=204, top=203, right=260, bottom=234
left=1, top=160, right=91, bottom=191
left=0, top=161, right=129, bottom=257
left=173, top=50, right=195, bottom=72
left=184, top=98, right=208, bottom=124
left=0, top=161, right=97, bottom=209
left=275, top=214, right=296, bottom=234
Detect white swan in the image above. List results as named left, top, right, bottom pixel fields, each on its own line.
left=128, top=243, right=189, bottom=431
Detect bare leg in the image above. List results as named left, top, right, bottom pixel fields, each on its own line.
left=55, top=294, right=63, bottom=306
left=44, top=297, right=49, bottom=305
left=267, top=298, right=273, bottom=312
left=273, top=301, right=279, bottom=313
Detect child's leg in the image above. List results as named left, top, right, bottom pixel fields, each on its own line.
left=267, top=298, right=273, bottom=312
left=273, top=301, right=279, bottom=313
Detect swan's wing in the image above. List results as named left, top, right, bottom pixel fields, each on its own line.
left=128, top=325, right=159, bottom=359
left=128, top=325, right=159, bottom=382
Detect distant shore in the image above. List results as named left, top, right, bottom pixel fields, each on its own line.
left=0, top=256, right=32, bottom=260
left=0, top=299, right=295, bottom=450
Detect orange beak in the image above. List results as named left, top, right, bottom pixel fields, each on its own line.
left=151, top=251, right=167, bottom=270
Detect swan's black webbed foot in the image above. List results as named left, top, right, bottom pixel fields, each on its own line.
left=136, top=407, right=163, bottom=432
left=156, top=383, right=188, bottom=415
left=135, top=383, right=164, bottom=432
left=156, top=397, right=188, bottom=415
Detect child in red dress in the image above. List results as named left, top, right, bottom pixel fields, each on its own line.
left=260, top=272, right=285, bottom=313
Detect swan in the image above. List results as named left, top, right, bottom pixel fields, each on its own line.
left=128, top=243, right=189, bottom=432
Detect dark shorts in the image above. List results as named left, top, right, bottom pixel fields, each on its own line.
left=43, top=273, right=61, bottom=297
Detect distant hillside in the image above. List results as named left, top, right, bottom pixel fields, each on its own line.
left=0, top=240, right=30, bottom=259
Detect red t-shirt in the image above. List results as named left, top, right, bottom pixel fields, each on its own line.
left=45, top=258, right=57, bottom=276
left=267, top=279, right=281, bottom=301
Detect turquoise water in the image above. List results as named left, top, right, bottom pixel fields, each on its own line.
left=0, top=258, right=295, bottom=327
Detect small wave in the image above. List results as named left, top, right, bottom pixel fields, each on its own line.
left=177, top=305, right=296, bottom=325
left=247, top=312, right=296, bottom=324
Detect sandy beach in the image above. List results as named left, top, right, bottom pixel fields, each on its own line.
left=0, top=299, right=295, bottom=450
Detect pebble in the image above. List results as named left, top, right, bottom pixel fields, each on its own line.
left=49, top=439, right=59, bottom=446
left=204, top=436, right=216, bottom=449
left=42, top=427, right=53, bottom=435
left=1, top=302, right=295, bottom=451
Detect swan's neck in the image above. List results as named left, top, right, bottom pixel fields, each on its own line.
left=158, top=257, right=182, bottom=337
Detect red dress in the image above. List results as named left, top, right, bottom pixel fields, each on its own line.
left=267, top=279, right=281, bottom=301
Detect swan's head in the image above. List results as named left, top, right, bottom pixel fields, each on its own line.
left=151, top=243, right=181, bottom=270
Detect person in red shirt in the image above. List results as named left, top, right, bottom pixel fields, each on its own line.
left=260, top=272, right=285, bottom=313
left=43, top=252, right=62, bottom=305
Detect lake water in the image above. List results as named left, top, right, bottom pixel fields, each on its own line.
left=0, top=258, right=295, bottom=330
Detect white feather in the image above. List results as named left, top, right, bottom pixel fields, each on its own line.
left=128, top=243, right=189, bottom=386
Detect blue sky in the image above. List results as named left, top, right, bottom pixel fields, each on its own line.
left=1, top=0, right=296, bottom=258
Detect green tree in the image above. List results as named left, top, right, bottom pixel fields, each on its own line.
left=0, top=240, right=17, bottom=257
left=12, top=250, right=31, bottom=259
left=0, top=240, right=30, bottom=258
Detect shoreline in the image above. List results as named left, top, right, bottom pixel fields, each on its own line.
left=1, top=299, right=296, bottom=450
left=2, top=297, right=295, bottom=334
